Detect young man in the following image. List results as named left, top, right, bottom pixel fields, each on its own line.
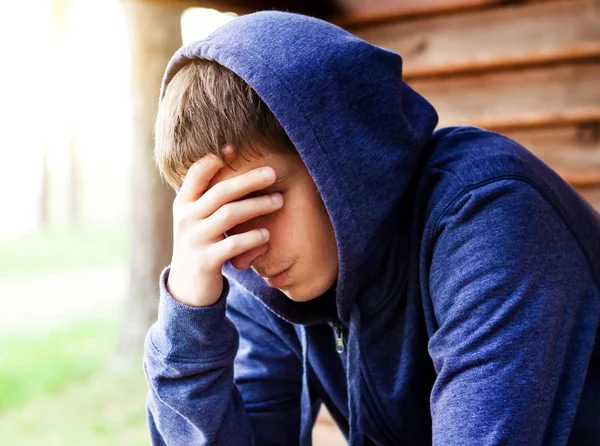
left=144, top=10, right=600, bottom=446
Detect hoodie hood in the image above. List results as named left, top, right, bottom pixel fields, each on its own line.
left=160, top=10, right=438, bottom=327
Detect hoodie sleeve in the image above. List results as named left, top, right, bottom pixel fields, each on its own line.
left=143, top=265, right=304, bottom=445
left=427, top=178, right=597, bottom=445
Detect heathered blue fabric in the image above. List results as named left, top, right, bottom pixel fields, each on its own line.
left=143, top=10, right=600, bottom=446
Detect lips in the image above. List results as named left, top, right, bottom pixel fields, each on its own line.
left=251, top=262, right=292, bottom=288
left=256, top=268, right=286, bottom=279
left=264, top=268, right=291, bottom=288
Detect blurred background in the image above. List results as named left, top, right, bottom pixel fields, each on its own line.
left=0, top=0, right=598, bottom=444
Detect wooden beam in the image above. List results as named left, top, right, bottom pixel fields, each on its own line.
left=330, top=0, right=549, bottom=27
left=577, top=186, right=600, bottom=213
left=123, top=0, right=336, bottom=17
left=564, top=172, right=600, bottom=187
left=410, top=61, right=600, bottom=131
left=349, top=0, right=600, bottom=78
left=122, top=0, right=253, bottom=15
left=124, top=0, right=552, bottom=23
left=504, top=124, right=600, bottom=187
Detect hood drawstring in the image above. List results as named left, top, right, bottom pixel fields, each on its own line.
left=300, top=326, right=313, bottom=446
left=348, top=304, right=363, bottom=446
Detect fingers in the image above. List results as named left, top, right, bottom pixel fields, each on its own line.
left=175, top=153, right=225, bottom=204
left=202, top=192, right=284, bottom=240
left=229, top=244, right=268, bottom=270
left=211, top=228, right=270, bottom=266
left=194, top=166, right=277, bottom=219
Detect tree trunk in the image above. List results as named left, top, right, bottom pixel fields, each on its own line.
left=114, top=0, right=183, bottom=368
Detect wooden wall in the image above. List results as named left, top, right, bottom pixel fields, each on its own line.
left=318, top=3, right=600, bottom=440
left=338, top=0, right=600, bottom=212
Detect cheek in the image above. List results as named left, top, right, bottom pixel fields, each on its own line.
left=267, top=207, right=297, bottom=253
left=275, top=196, right=329, bottom=257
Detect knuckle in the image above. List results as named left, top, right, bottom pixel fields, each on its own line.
left=213, top=180, right=231, bottom=197
left=218, top=205, right=236, bottom=225
left=173, top=206, right=195, bottom=231
left=188, top=223, right=209, bottom=245
left=173, top=212, right=187, bottom=233
left=226, top=235, right=242, bottom=252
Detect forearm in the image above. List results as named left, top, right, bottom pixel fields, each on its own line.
left=143, top=266, right=253, bottom=445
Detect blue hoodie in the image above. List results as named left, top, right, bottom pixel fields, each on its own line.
left=143, top=11, right=600, bottom=446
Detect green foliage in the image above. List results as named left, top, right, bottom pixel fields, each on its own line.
left=0, top=317, right=116, bottom=410
left=0, top=226, right=128, bottom=278
left=0, top=316, right=149, bottom=445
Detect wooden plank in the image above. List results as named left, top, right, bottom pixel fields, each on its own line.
left=330, top=0, right=542, bottom=27
left=504, top=124, right=600, bottom=187
left=566, top=172, right=600, bottom=186
left=140, top=0, right=548, bottom=23
left=131, top=0, right=336, bottom=17
left=350, top=0, right=600, bottom=78
left=131, top=0, right=254, bottom=15
left=577, top=186, right=600, bottom=213
left=409, top=61, right=600, bottom=131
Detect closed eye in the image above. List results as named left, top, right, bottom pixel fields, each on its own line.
left=238, top=188, right=280, bottom=202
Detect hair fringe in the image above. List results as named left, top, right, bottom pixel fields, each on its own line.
left=154, top=59, right=295, bottom=191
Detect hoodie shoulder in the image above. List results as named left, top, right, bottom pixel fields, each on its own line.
left=425, top=126, right=539, bottom=188
left=414, top=126, right=534, bottom=227
left=417, top=126, right=549, bottom=214
left=417, top=126, right=600, bottom=283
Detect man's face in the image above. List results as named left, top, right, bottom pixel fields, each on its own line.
left=207, top=148, right=339, bottom=302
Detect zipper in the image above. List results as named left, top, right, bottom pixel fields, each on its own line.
left=332, top=324, right=400, bottom=444
left=333, top=323, right=345, bottom=353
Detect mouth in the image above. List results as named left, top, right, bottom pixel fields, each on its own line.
left=256, top=267, right=291, bottom=288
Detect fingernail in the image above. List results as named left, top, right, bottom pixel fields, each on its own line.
left=260, top=228, right=269, bottom=240
left=271, top=193, right=283, bottom=206
left=222, top=145, right=234, bottom=156
left=261, top=167, right=275, bottom=181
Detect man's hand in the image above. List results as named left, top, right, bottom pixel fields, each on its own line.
left=167, top=146, right=284, bottom=307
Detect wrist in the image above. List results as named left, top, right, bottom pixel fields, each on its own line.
left=148, top=265, right=235, bottom=360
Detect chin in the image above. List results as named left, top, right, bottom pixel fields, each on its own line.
left=282, top=289, right=317, bottom=303
left=281, top=277, right=333, bottom=303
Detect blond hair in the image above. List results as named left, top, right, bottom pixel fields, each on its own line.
left=154, top=59, right=295, bottom=191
